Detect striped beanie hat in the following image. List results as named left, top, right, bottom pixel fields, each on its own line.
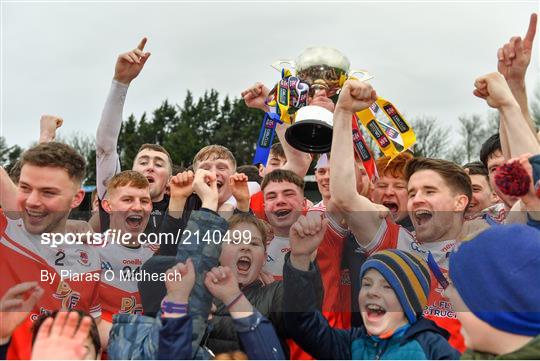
left=360, top=249, right=431, bottom=323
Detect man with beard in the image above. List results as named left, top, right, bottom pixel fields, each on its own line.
left=330, top=79, right=470, bottom=352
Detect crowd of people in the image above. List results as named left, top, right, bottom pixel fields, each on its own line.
left=0, top=12, right=539, bottom=361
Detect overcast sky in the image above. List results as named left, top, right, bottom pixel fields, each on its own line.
left=1, top=1, right=539, bottom=150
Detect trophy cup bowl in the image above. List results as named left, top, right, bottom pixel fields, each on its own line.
left=282, top=47, right=350, bottom=153
left=285, top=105, right=334, bottom=153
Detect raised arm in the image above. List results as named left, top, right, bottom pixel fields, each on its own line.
left=497, top=13, right=538, bottom=134
left=474, top=72, right=540, bottom=157
left=39, top=115, right=63, bottom=143
left=242, top=83, right=312, bottom=177
left=0, top=166, right=17, bottom=214
left=204, top=265, right=286, bottom=360
left=329, top=80, right=383, bottom=246
left=158, top=260, right=195, bottom=360
left=96, top=38, right=151, bottom=199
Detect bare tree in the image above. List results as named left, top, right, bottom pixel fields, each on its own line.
left=409, top=115, right=450, bottom=159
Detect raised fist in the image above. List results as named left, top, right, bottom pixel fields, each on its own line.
left=473, top=72, right=518, bottom=109
left=164, top=259, right=196, bottom=304
left=169, top=170, right=195, bottom=200
left=241, top=82, right=270, bottom=111
left=289, top=214, right=328, bottom=258
left=204, top=266, right=241, bottom=305
left=39, top=114, right=63, bottom=143
left=335, top=79, right=377, bottom=114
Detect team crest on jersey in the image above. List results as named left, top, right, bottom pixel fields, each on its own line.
left=53, top=281, right=81, bottom=309
left=119, top=296, right=143, bottom=314
left=340, top=269, right=351, bottom=286
left=77, top=249, right=90, bottom=266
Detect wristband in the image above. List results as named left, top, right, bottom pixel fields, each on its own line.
left=226, top=292, right=244, bottom=310
left=161, top=300, right=188, bottom=314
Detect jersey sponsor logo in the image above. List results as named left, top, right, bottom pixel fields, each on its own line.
left=122, top=258, right=143, bottom=266
left=120, top=296, right=143, bottom=315
left=424, top=300, right=456, bottom=319
left=53, top=281, right=81, bottom=310
left=280, top=247, right=291, bottom=253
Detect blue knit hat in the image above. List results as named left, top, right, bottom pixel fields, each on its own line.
left=360, top=249, right=431, bottom=324
left=449, top=225, right=540, bottom=336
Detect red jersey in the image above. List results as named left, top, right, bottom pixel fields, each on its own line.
left=0, top=212, right=102, bottom=359
left=96, top=241, right=155, bottom=322
left=361, top=217, right=465, bottom=352
left=250, top=191, right=267, bottom=221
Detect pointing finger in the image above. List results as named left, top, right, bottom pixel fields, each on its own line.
left=524, top=13, right=537, bottom=47
left=137, top=37, right=148, bottom=51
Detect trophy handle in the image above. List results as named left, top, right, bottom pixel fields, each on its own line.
left=348, top=69, right=374, bottom=82
left=271, top=60, right=296, bottom=72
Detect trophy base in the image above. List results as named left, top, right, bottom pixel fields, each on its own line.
left=285, top=120, right=333, bottom=154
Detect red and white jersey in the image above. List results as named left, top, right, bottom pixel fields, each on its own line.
left=361, top=217, right=464, bottom=352
left=96, top=240, right=155, bottom=321
left=308, top=201, right=351, bottom=326
left=263, top=235, right=290, bottom=280
left=0, top=212, right=102, bottom=360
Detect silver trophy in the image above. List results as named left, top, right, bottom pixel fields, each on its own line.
left=271, top=47, right=372, bottom=153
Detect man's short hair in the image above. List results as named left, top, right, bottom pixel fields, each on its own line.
left=463, top=161, right=488, bottom=177
left=237, top=165, right=262, bottom=184
left=20, top=142, right=86, bottom=185
left=405, top=157, right=472, bottom=205
left=479, top=134, right=501, bottom=168
left=261, top=169, right=305, bottom=192
left=32, top=310, right=101, bottom=357
left=193, top=145, right=237, bottom=170
left=375, top=152, right=414, bottom=179
left=270, top=143, right=285, bottom=160
left=137, top=143, right=173, bottom=172
left=106, top=170, right=149, bottom=197
left=228, top=212, right=269, bottom=249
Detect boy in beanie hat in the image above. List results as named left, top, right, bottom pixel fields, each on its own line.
left=283, top=215, right=460, bottom=360
left=447, top=224, right=540, bottom=359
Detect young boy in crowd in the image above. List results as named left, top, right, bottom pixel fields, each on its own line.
left=329, top=79, right=471, bottom=351
left=447, top=224, right=540, bottom=359
left=157, top=251, right=285, bottom=360
left=260, top=169, right=305, bottom=279
left=371, top=152, right=414, bottom=230
left=108, top=171, right=295, bottom=359
left=205, top=212, right=287, bottom=355
left=0, top=142, right=102, bottom=359
left=95, top=170, right=156, bottom=347
left=283, top=214, right=459, bottom=359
